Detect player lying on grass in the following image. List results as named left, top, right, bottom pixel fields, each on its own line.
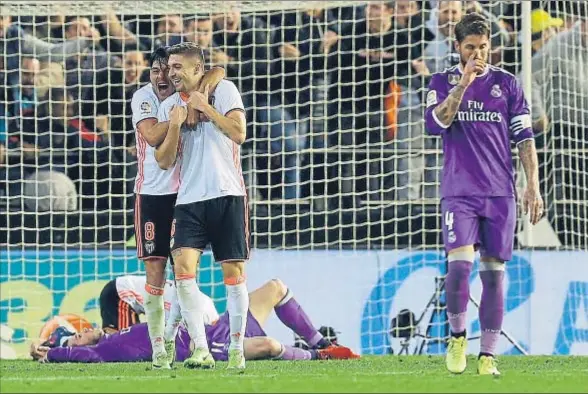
left=30, top=279, right=360, bottom=364
left=98, top=275, right=218, bottom=334
left=424, top=12, right=543, bottom=376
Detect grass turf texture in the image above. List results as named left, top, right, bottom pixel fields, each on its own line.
left=1, top=356, right=587, bottom=393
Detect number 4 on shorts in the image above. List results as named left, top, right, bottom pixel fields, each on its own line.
left=445, top=211, right=454, bottom=231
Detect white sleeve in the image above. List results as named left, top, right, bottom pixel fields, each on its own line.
left=131, top=90, right=159, bottom=129
left=215, top=81, right=245, bottom=117
left=201, top=294, right=220, bottom=325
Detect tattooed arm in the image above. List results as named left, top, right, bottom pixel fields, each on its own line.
left=432, top=84, right=468, bottom=127
left=425, top=52, right=483, bottom=134
left=518, top=139, right=544, bottom=225
left=518, top=139, right=539, bottom=188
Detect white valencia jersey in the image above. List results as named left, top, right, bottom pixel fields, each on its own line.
left=132, top=83, right=180, bottom=195
left=157, top=80, right=246, bottom=205
left=115, top=275, right=219, bottom=324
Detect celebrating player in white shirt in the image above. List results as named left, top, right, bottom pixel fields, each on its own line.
left=156, top=42, right=249, bottom=371
left=98, top=275, right=219, bottom=333
left=131, top=46, right=224, bottom=370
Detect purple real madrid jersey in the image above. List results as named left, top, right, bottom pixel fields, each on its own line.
left=424, top=65, right=534, bottom=198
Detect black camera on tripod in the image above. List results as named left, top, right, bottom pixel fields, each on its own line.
left=388, top=276, right=449, bottom=355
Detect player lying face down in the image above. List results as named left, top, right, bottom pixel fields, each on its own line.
left=30, top=279, right=360, bottom=364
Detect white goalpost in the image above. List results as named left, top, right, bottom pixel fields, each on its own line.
left=0, top=0, right=586, bottom=358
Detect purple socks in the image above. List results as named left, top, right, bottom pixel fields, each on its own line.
left=479, top=269, right=505, bottom=356
left=446, top=257, right=505, bottom=357
left=275, top=345, right=317, bottom=360
left=274, top=288, right=325, bottom=348
left=445, top=260, right=472, bottom=335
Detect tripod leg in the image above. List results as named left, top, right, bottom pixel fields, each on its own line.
left=468, top=294, right=528, bottom=355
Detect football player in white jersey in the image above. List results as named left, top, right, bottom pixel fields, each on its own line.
left=156, top=42, right=249, bottom=371
left=98, top=275, right=219, bottom=334
left=131, top=46, right=225, bottom=370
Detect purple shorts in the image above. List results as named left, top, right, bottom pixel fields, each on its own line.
left=205, top=311, right=266, bottom=361
left=441, top=196, right=516, bottom=261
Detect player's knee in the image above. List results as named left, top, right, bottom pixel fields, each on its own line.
left=269, top=278, right=288, bottom=300
left=448, top=247, right=476, bottom=263
left=143, top=258, right=167, bottom=287
left=221, top=261, right=245, bottom=279
left=260, top=337, right=282, bottom=358
left=479, top=260, right=505, bottom=288
left=171, top=248, right=199, bottom=275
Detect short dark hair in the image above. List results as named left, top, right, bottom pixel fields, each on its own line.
left=185, top=15, right=212, bottom=26
left=168, top=42, right=205, bottom=64
left=454, top=12, right=491, bottom=42
left=149, top=46, right=169, bottom=67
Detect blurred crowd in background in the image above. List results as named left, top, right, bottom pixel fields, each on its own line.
left=0, top=0, right=586, bottom=247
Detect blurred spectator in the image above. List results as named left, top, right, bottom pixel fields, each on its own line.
left=515, top=9, right=562, bottom=136
left=63, top=17, right=121, bottom=128
left=272, top=8, right=341, bottom=202
left=183, top=16, right=233, bottom=67
left=1, top=57, right=40, bottom=137
left=0, top=14, right=94, bottom=87
left=339, top=2, right=415, bottom=125
left=334, top=2, right=420, bottom=204
left=331, top=5, right=367, bottom=36
left=16, top=57, right=40, bottom=118
left=16, top=88, right=112, bottom=209
left=95, top=10, right=142, bottom=53
left=24, top=16, right=67, bottom=43
left=520, top=9, right=563, bottom=56
left=422, top=0, right=462, bottom=74
left=151, top=14, right=183, bottom=48
left=530, top=9, right=588, bottom=212
left=108, top=50, right=148, bottom=153
left=213, top=9, right=305, bottom=200
left=394, top=0, right=435, bottom=57
left=421, top=1, right=509, bottom=75
left=63, top=17, right=102, bottom=47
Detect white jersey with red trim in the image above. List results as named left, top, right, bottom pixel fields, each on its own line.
left=157, top=79, right=246, bottom=205
left=115, top=275, right=219, bottom=324
left=131, top=83, right=180, bottom=195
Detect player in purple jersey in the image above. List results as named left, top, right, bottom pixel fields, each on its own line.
left=29, top=279, right=360, bottom=364
left=424, top=13, right=543, bottom=376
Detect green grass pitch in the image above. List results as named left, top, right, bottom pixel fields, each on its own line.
left=2, top=356, right=587, bottom=393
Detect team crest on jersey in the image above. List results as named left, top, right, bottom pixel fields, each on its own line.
left=448, top=74, right=460, bottom=85
left=491, top=85, right=502, bottom=98
left=145, top=241, right=155, bottom=254
left=426, top=90, right=438, bottom=107
left=447, top=231, right=457, bottom=244
left=140, top=101, right=151, bottom=114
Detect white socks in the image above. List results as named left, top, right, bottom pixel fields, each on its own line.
left=175, top=277, right=208, bottom=350
left=144, top=284, right=165, bottom=354
left=226, top=281, right=249, bottom=351
left=163, top=293, right=182, bottom=342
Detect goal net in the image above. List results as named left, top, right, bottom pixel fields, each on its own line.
left=1, top=0, right=587, bottom=358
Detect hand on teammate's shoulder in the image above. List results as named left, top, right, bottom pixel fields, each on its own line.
left=187, top=85, right=210, bottom=113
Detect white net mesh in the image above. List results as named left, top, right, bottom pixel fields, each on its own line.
left=1, top=0, right=587, bottom=358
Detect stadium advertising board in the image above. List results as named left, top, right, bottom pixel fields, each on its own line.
left=1, top=250, right=587, bottom=358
